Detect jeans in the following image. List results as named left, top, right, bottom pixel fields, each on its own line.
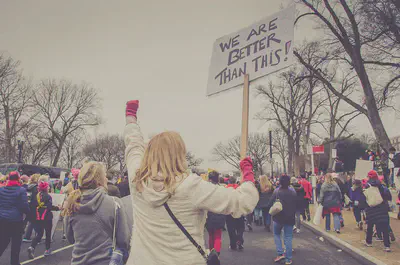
left=32, top=220, right=52, bottom=250
left=366, top=222, right=390, bottom=248
left=325, top=213, right=340, bottom=231
left=295, top=211, right=301, bottom=229
left=353, top=207, right=362, bottom=223
left=273, top=222, right=293, bottom=262
left=0, top=220, right=24, bottom=265
left=262, top=208, right=271, bottom=227
left=226, top=216, right=245, bottom=249
left=254, top=208, right=263, bottom=222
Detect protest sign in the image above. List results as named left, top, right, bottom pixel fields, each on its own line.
left=354, top=159, right=374, bottom=180
left=207, top=5, right=295, bottom=96
left=50, top=193, right=65, bottom=239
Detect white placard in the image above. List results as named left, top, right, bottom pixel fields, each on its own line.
left=207, top=5, right=295, bottom=96
left=50, top=193, right=65, bottom=239
left=332, top=149, right=337, bottom=159
left=354, top=159, right=374, bottom=180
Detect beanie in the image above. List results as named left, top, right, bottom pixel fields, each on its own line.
left=368, top=170, right=378, bottom=179
left=38, top=181, right=49, bottom=192
left=8, top=171, right=20, bottom=181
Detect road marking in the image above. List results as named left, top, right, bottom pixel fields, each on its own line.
left=21, top=244, right=74, bottom=264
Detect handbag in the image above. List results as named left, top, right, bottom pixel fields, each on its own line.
left=164, top=203, right=220, bottom=265
left=109, top=198, right=124, bottom=265
left=269, top=191, right=282, bottom=216
left=313, top=204, right=323, bottom=225
left=363, top=184, right=383, bottom=207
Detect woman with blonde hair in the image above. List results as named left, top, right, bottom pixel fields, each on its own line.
left=257, top=175, right=274, bottom=232
left=124, top=100, right=259, bottom=265
left=23, top=173, right=41, bottom=243
left=319, top=173, right=342, bottom=233
left=63, top=162, right=130, bottom=265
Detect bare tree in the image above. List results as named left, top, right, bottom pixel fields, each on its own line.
left=186, top=151, right=203, bottom=169
left=59, top=132, right=85, bottom=169
left=32, top=79, right=101, bottom=166
left=272, top=128, right=289, bottom=174
left=20, top=123, right=52, bottom=165
left=82, top=134, right=125, bottom=174
left=294, top=0, right=400, bottom=151
left=212, top=133, right=270, bottom=175
left=0, top=55, right=33, bottom=163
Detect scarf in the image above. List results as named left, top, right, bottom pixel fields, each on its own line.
left=6, top=180, right=21, bottom=187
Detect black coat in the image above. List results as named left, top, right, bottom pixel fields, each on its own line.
left=257, top=190, right=274, bottom=209
left=292, top=183, right=306, bottom=211
left=365, top=179, right=391, bottom=224
left=206, top=211, right=226, bottom=230
left=267, top=188, right=297, bottom=226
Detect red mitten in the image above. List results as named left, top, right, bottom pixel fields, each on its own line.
left=240, top=157, right=255, bottom=183
left=126, top=100, right=139, bottom=118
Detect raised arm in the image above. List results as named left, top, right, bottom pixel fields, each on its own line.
left=124, top=100, right=145, bottom=185
left=187, top=157, right=259, bottom=218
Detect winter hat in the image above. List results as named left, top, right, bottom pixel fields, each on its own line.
left=38, top=181, right=49, bottom=192
left=71, top=168, right=80, bottom=180
left=367, top=170, right=378, bottom=179
left=378, top=175, right=385, bottom=183
left=280, top=175, right=290, bottom=188
left=290, top=177, right=298, bottom=184
left=8, top=171, right=20, bottom=181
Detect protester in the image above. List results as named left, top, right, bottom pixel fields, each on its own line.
left=123, top=100, right=258, bottom=265
left=28, top=181, right=60, bottom=259
left=64, top=169, right=80, bottom=195
left=291, top=177, right=305, bottom=233
left=0, top=171, right=30, bottom=265
left=298, top=174, right=312, bottom=221
left=0, top=175, right=6, bottom=188
left=23, top=174, right=40, bottom=242
left=63, top=161, right=131, bottom=265
left=364, top=170, right=392, bottom=252
left=20, top=175, right=30, bottom=190
left=118, top=175, right=130, bottom=198
left=267, top=175, right=297, bottom=265
left=319, top=173, right=342, bottom=233
left=349, top=179, right=367, bottom=230
left=257, top=175, right=274, bottom=232
left=205, top=171, right=226, bottom=256
left=107, top=174, right=121, bottom=198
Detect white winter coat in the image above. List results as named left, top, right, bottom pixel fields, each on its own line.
left=124, top=120, right=259, bottom=265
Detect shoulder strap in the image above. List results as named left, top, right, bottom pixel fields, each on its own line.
left=164, top=203, right=207, bottom=260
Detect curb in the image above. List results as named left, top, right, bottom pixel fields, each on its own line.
left=302, top=221, right=388, bottom=265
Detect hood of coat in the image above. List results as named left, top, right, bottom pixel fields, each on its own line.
left=78, top=187, right=107, bottom=214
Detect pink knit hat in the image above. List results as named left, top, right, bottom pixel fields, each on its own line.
left=71, top=168, right=80, bottom=180
left=38, top=181, right=49, bottom=192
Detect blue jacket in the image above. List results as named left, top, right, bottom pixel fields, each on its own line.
left=0, top=186, right=30, bottom=222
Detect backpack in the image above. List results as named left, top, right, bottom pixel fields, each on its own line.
left=364, top=184, right=383, bottom=207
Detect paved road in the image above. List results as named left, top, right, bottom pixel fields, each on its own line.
left=1, top=221, right=362, bottom=265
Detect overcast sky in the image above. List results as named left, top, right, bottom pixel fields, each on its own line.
left=0, top=0, right=398, bottom=171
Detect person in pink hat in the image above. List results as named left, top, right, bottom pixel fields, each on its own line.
left=364, top=170, right=392, bottom=252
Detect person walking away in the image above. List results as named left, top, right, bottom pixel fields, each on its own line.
left=23, top=174, right=40, bottom=242
left=298, top=174, right=312, bottom=221
left=225, top=176, right=247, bottom=251
left=107, top=174, right=121, bottom=198
left=205, top=171, right=226, bottom=256
left=257, top=175, right=274, bottom=232
left=63, top=162, right=131, bottom=265
left=267, top=175, right=297, bottom=265
left=28, top=181, right=60, bottom=258
left=118, top=175, right=130, bottom=198
left=0, top=171, right=30, bottom=265
left=333, top=174, right=347, bottom=228
left=291, top=177, right=305, bottom=234
left=319, top=173, right=342, bottom=233
left=364, top=170, right=392, bottom=252
left=349, top=179, right=367, bottom=230
left=21, top=175, right=30, bottom=190
left=123, top=100, right=259, bottom=265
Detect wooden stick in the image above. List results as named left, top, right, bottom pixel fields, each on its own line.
left=240, top=74, right=250, bottom=160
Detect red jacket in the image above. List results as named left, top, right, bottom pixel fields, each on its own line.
left=226, top=184, right=239, bottom=189
left=299, top=179, right=312, bottom=200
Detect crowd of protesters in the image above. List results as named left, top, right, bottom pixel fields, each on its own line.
left=0, top=99, right=399, bottom=265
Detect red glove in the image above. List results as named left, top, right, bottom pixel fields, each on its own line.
left=126, top=100, right=139, bottom=118
left=240, top=157, right=255, bottom=183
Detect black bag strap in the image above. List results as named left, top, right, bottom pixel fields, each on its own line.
left=164, top=203, right=207, bottom=260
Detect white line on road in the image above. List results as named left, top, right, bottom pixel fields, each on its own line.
left=21, top=244, right=74, bottom=264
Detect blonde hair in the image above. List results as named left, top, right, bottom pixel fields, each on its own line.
left=38, top=175, right=49, bottom=183
left=134, top=131, right=188, bottom=193
left=325, top=173, right=335, bottom=184
left=30, top=174, right=40, bottom=184
left=62, top=162, right=107, bottom=216
left=259, top=175, right=272, bottom=193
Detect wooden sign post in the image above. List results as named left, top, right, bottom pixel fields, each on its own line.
left=240, top=74, right=250, bottom=159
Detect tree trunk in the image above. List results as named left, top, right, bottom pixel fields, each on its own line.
left=4, top=106, right=14, bottom=163
left=287, top=136, right=294, bottom=175
left=52, top=139, right=65, bottom=167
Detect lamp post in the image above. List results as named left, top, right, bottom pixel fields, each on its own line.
left=17, top=140, right=24, bottom=163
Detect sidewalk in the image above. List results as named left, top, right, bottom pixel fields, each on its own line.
left=306, top=204, right=400, bottom=265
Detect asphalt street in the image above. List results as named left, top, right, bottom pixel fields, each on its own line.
left=0, top=221, right=362, bottom=265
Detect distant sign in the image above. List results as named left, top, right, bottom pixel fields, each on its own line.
left=207, top=5, right=295, bottom=96
left=313, top=145, right=325, bottom=154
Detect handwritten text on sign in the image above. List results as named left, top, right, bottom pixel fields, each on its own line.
left=207, top=6, right=295, bottom=96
